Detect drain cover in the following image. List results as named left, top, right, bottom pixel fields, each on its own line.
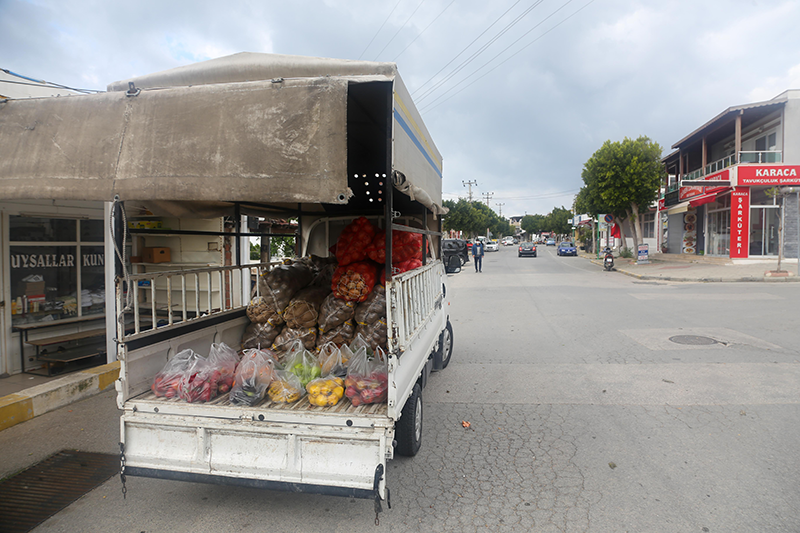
left=0, top=450, right=119, bottom=533
left=669, top=335, right=717, bottom=346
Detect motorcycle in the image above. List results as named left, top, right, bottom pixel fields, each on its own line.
left=602, top=247, right=614, bottom=271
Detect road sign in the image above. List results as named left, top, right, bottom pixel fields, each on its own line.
left=604, top=214, right=614, bottom=224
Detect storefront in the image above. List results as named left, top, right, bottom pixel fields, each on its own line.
left=660, top=165, right=800, bottom=260
left=1, top=201, right=108, bottom=376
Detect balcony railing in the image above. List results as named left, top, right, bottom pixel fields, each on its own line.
left=739, top=150, right=782, bottom=164
left=678, top=151, right=783, bottom=182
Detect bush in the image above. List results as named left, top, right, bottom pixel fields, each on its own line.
left=619, top=247, right=633, bottom=259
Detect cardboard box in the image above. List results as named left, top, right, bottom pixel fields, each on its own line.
left=142, top=247, right=171, bottom=263
left=25, top=280, right=45, bottom=296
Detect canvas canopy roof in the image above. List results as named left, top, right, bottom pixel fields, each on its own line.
left=0, top=53, right=444, bottom=216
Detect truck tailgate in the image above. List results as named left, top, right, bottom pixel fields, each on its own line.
left=122, top=392, right=392, bottom=498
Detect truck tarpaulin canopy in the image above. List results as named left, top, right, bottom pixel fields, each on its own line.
left=0, top=76, right=350, bottom=204
left=0, top=53, right=444, bottom=215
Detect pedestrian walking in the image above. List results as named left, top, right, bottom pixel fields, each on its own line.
left=472, top=240, right=484, bottom=272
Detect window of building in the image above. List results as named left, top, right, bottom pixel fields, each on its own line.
left=642, top=212, right=656, bottom=239
left=9, top=216, right=105, bottom=325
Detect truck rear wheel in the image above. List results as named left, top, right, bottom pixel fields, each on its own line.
left=395, top=383, right=422, bottom=457
left=440, top=321, right=453, bottom=369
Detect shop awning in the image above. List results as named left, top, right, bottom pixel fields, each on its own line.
left=689, top=188, right=732, bottom=208
left=666, top=201, right=691, bottom=215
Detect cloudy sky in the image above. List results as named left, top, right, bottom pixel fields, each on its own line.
left=3, top=0, right=799, bottom=218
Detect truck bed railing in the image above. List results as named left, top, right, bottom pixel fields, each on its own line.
left=388, top=260, right=444, bottom=354
left=116, top=262, right=272, bottom=343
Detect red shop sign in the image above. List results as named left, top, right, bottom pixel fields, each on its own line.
left=704, top=168, right=730, bottom=195
left=679, top=185, right=704, bottom=200
left=730, top=187, right=750, bottom=258
left=738, top=165, right=800, bottom=186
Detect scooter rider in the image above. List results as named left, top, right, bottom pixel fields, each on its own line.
left=602, top=246, right=614, bottom=271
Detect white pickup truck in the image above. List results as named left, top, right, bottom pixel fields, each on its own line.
left=1, top=53, right=454, bottom=518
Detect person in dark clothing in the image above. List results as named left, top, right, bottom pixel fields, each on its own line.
left=472, top=241, right=485, bottom=272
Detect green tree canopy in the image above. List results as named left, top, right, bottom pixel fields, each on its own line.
left=579, top=136, right=664, bottom=250
left=443, top=199, right=511, bottom=239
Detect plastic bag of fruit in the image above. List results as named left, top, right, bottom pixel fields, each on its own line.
left=241, top=321, right=282, bottom=350
left=335, top=216, right=376, bottom=266
left=318, top=342, right=348, bottom=379
left=267, top=370, right=304, bottom=403
left=229, top=348, right=277, bottom=406
left=285, top=341, right=322, bottom=388
left=306, top=375, right=345, bottom=407
left=283, top=286, right=330, bottom=329
left=209, top=342, right=240, bottom=394
left=317, top=293, right=356, bottom=333
left=316, top=319, right=355, bottom=349
left=355, top=317, right=387, bottom=351
left=151, top=349, right=196, bottom=398
left=179, top=354, right=220, bottom=403
left=256, top=261, right=314, bottom=324
left=332, top=261, right=377, bottom=302
left=345, top=345, right=389, bottom=407
left=354, top=284, right=385, bottom=325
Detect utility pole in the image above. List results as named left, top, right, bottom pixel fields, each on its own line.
left=496, top=202, right=505, bottom=217
left=462, top=180, right=477, bottom=202
left=482, top=191, right=494, bottom=207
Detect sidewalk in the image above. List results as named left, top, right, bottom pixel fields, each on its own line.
left=583, top=252, right=800, bottom=282
left=0, top=361, right=119, bottom=432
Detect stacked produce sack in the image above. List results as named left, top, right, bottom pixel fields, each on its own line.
left=226, top=216, right=430, bottom=406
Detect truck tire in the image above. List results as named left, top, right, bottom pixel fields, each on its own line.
left=395, top=383, right=422, bottom=457
left=440, top=321, right=453, bottom=369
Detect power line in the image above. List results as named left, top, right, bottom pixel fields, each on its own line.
left=410, top=0, right=524, bottom=96
left=373, top=0, right=429, bottom=61
left=415, top=0, right=544, bottom=103
left=358, top=0, right=403, bottom=60
left=482, top=191, right=494, bottom=207
left=392, top=0, right=456, bottom=62
left=422, top=0, right=595, bottom=113
left=496, top=202, right=505, bottom=216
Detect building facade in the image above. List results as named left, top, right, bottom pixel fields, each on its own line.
left=661, top=90, right=800, bottom=260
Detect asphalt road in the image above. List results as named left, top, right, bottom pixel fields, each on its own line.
left=5, top=244, right=800, bottom=532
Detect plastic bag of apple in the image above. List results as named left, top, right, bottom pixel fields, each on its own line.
left=344, top=345, right=389, bottom=407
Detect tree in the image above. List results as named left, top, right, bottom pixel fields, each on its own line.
left=580, top=136, right=664, bottom=251
left=443, top=199, right=509, bottom=238
left=521, top=214, right=545, bottom=237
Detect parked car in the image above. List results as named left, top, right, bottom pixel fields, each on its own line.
left=518, top=242, right=537, bottom=257
left=485, top=240, right=499, bottom=252
left=443, top=238, right=469, bottom=265
left=546, top=238, right=556, bottom=246
left=557, top=241, right=577, bottom=256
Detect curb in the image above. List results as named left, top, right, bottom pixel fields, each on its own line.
left=587, top=258, right=800, bottom=282
left=0, top=361, right=120, bottom=432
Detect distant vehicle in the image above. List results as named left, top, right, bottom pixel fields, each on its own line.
left=501, top=237, right=514, bottom=246
left=546, top=239, right=556, bottom=246
left=442, top=239, right=469, bottom=265
left=518, top=242, right=537, bottom=257
left=485, top=240, right=499, bottom=252
left=512, top=238, right=519, bottom=244
left=557, top=241, right=577, bottom=256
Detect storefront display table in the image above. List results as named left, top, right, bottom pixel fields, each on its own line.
left=14, top=316, right=106, bottom=376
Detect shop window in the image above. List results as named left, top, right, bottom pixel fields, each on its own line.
left=642, top=213, right=656, bottom=239
left=10, top=217, right=76, bottom=242
left=8, top=216, right=104, bottom=325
